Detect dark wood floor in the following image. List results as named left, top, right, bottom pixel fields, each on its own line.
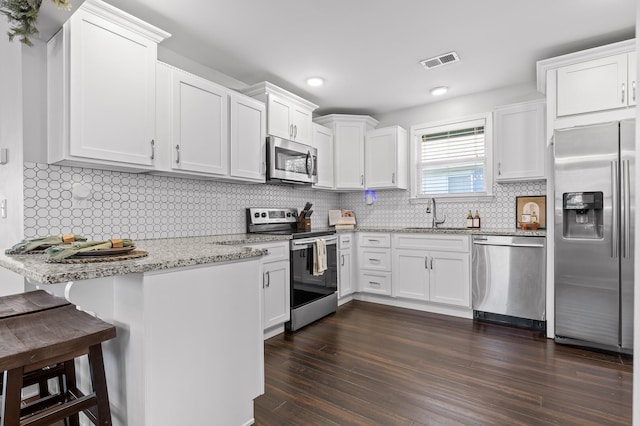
left=254, top=301, right=633, bottom=425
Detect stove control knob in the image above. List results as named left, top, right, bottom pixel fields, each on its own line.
left=292, top=211, right=297, bottom=217
left=286, top=212, right=291, bottom=217
left=261, top=212, right=267, bottom=218
left=254, top=212, right=260, bottom=218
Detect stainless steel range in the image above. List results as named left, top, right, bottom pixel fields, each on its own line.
left=246, top=208, right=338, bottom=331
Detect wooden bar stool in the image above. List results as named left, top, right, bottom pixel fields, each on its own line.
left=0, top=291, right=116, bottom=426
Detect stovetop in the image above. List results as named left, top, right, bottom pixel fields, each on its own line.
left=246, top=207, right=335, bottom=239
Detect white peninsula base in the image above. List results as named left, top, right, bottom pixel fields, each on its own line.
left=26, top=258, right=263, bottom=426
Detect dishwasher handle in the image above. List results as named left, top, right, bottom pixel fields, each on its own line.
left=473, top=240, right=545, bottom=248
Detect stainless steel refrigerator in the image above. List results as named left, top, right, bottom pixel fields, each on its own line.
left=554, top=120, right=634, bottom=354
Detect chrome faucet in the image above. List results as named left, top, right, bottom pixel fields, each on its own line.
left=427, top=198, right=446, bottom=228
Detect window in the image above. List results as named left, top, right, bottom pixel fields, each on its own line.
left=411, top=113, right=492, bottom=199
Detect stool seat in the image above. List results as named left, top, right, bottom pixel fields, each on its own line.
left=0, top=291, right=116, bottom=426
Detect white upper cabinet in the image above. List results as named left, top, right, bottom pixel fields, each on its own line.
left=47, top=0, right=170, bottom=171
left=230, top=93, right=266, bottom=182
left=556, top=53, right=630, bottom=116
left=155, top=63, right=266, bottom=182
left=312, top=123, right=335, bottom=189
left=171, top=69, right=229, bottom=175
left=494, top=100, right=546, bottom=182
left=365, top=126, right=408, bottom=189
left=241, top=82, right=318, bottom=145
left=314, top=114, right=379, bottom=191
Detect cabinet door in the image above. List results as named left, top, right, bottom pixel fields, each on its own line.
left=173, top=72, right=229, bottom=175
left=334, top=122, right=365, bottom=189
left=230, top=93, right=266, bottom=182
left=69, top=9, right=156, bottom=165
left=628, top=53, right=637, bottom=107
left=392, top=249, right=430, bottom=300
left=556, top=53, right=628, bottom=116
left=312, top=123, right=334, bottom=189
left=365, top=127, right=397, bottom=189
left=291, top=105, right=313, bottom=144
left=338, top=250, right=354, bottom=297
left=429, top=251, right=470, bottom=307
left=494, top=100, right=546, bottom=181
left=267, top=95, right=293, bottom=139
left=263, top=260, right=291, bottom=329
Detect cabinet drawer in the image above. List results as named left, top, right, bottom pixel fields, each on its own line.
left=360, top=249, right=391, bottom=271
left=360, top=271, right=391, bottom=295
left=359, top=233, right=391, bottom=248
left=339, top=233, right=353, bottom=250
left=392, top=233, right=469, bottom=253
left=247, top=241, right=289, bottom=263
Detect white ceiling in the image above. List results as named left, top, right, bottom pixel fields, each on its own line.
left=61, top=0, right=639, bottom=115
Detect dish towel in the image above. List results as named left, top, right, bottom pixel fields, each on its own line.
left=313, top=238, right=327, bottom=276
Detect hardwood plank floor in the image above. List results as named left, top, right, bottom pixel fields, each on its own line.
left=254, top=301, right=632, bottom=425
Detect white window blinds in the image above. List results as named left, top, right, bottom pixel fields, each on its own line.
left=418, top=124, right=486, bottom=195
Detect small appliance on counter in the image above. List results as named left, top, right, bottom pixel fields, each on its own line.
left=246, top=207, right=337, bottom=331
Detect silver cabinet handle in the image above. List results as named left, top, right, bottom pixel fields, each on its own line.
left=368, top=281, right=381, bottom=287
left=294, top=125, right=297, bottom=138
left=266, top=271, right=270, bottom=287
left=392, top=172, right=395, bottom=184
left=175, top=145, right=180, bottom=164
left=368, top=258, right=381, bottom=263
left=367, top=239, right=380, bottom=244
left=341, top=254, right=345, bottom=266
left=424, top=256, right=428, bottom=269
left=623, top=159, right=630, bottom=258
left=430, top=257, right=434, bottom=270
left=361, top=174, right=364, bottom=185
left=612, top=161, right=619, bottom=258
left=633, top=81, right=637, bottom=102
left=150, top=139, right=155, bottom=160
left=498, top=162, right=501, bottom=176
left=622, top=82, right=626, bottom=104
left=473, top=241, right=545, bottom=248
left=289, top=124, right=293, bottom=137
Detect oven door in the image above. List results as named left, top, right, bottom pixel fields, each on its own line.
left=267, top=136, right=318, bottom=184
left=290, top=236, right=338, bottom=309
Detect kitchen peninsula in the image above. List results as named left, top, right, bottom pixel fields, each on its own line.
left=0, top=233, right=290, bottom=426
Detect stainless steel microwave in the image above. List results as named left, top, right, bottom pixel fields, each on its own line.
left=267, top=136, right=318, bottom=184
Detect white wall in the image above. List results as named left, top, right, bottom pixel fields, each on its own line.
left=375, top=81, right=543, bottom=130
left=0, top=19, right=26, bottom=295
left=633, top=3, right=639, bottom=424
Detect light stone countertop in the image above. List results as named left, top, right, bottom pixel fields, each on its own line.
left=0, top=234, right=292, bottom=285
left=353, top=226, right=547, bottom=237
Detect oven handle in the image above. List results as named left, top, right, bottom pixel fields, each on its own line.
left=291, top=235, right=338, bottom=250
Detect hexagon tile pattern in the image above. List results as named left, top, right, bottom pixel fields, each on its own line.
left=23, top=163, right=545, bottom=239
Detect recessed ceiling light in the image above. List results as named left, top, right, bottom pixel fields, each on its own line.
left=430, top=86, right=448, bottom=96
left=306, top=77, right=324, bottom=87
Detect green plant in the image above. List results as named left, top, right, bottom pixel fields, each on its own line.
left=0, top=0, right=70, bottom=46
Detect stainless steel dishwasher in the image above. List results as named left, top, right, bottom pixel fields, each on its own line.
left=472, top=235, right=546, bottom=330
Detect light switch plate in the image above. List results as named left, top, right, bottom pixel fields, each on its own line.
left=0, top=148, right=7, bottom=165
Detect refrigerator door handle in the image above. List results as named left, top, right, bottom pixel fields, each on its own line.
left=611, top=161, right=619, bottom=258
left=622, top=159, right=631, bottom=258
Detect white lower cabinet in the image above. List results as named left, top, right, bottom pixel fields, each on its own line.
left=358, top=232, right=392, bottom=296
left=246, top=241, right=290, bottom=335
left=338, top=233, right=355, bottom=298
left=391, top=233, right=471, bottom=308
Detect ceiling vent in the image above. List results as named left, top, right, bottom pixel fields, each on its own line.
left=420, top=51, right=460, bottom=70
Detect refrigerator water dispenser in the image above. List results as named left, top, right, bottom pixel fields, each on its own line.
left=562, top=192, right=603, bottom=239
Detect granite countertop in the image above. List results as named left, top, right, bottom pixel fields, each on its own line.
left=0, top=233, right=292, bottom=285
left=354, top=226, right=546, bottom=237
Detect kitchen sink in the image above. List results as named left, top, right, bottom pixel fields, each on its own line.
left=404, top=227, right=470, bottom=231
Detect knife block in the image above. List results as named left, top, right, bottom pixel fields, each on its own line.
left=297, top=218, right=311, bottom=231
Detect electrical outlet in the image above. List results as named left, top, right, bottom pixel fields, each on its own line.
left=0, top=199, right=6, bottom=218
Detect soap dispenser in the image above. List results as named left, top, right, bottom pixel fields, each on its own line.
left=466, top=211, right=473, bottom=228
left=473, top=210, right=481, bottom=228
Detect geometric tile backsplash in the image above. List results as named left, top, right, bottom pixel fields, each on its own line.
left=340, top=180, right=547, bottom=230
left=23, top=162, right=545, bottom=240
left=23, top=162, right=341, bottom=240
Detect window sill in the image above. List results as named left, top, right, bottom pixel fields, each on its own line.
left=410, top=194, right=495, bottom=204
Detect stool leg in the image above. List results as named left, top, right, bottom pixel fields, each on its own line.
left=62, top=361, right=80, bottom=426
left=88, top=344, right=111, bottom=426
left=1, top=367, right=24, bottom=426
